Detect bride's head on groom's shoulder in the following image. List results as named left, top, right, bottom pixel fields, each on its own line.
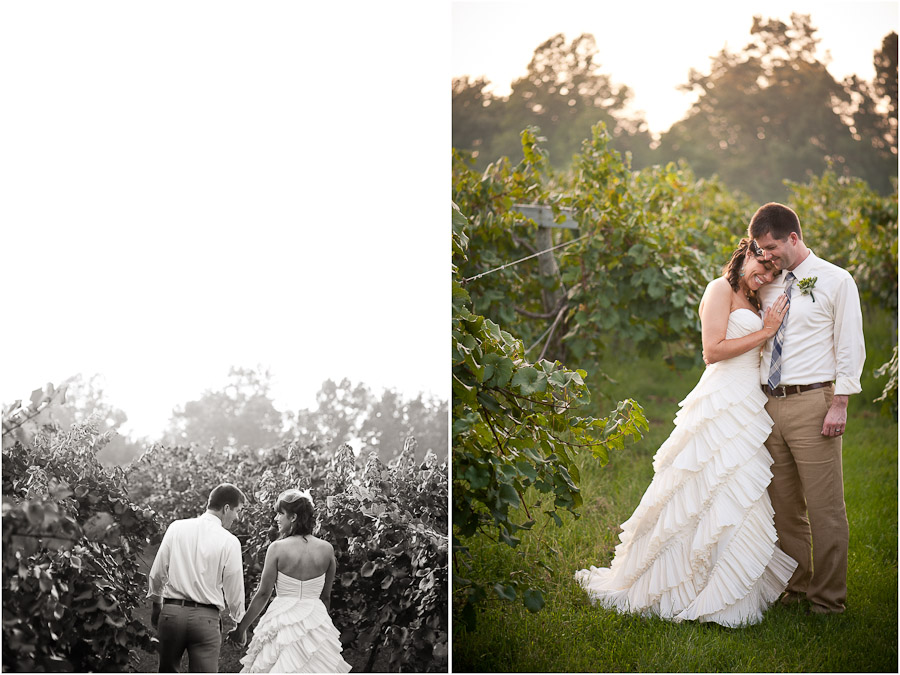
left=274, top=488, right=316, bottom=539
left=206, top=482, right=247, bottom=530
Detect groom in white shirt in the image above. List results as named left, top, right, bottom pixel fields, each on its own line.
left=148, top=483, right=248, bottom=672
left=750, top=202, right=865, bottom=615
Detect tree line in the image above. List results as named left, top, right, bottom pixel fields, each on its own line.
left=452, top=14, right=897, bottom=202
left=3, top=369, right=447, bottom=466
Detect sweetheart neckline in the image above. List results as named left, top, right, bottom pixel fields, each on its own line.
left=730, top=307, right=760, bottom=317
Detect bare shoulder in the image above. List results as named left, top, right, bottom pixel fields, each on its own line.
left=704, top=276, right=732, bottom=298
left=309, top=535, right=334, bottom=555
left=699, top=277, right=732, bottom=312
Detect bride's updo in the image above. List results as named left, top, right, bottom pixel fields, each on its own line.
left=275, top=489, right=315, bottom=539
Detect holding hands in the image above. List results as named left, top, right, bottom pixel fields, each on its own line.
left=761, top=294, right=789, bottom=338
left=227, top=627, right=247, bottom=648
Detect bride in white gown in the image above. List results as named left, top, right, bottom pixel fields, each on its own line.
left=233, top=489, right=351, bottom=673
left=575, top=239, right=799, bottom=627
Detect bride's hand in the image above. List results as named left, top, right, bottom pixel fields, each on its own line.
left=762, top=294, right=789, bottom=337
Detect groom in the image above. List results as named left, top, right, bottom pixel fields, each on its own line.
left=147, top=483, right=248, bottom=672
left=749, top=203, right=865, bottom=615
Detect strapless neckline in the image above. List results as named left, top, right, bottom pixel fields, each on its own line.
left=277, top=570, right=326, bottom=583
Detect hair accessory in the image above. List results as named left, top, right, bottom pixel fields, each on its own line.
left=278, top=488, right=313, bottom=506
left=749, top=239, right=764, bottom=257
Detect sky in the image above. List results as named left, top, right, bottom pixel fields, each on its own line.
left=1, top=2, right=450, bottom=440
left=452, top=0, right=899, bottom=135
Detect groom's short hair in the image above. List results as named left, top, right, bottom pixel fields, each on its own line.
left=749, top=202, right=803, bottom=241
left=207, top=483, right=246, bottom=510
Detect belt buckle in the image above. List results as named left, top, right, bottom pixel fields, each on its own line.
left=772, top=385, right=788, bottom=398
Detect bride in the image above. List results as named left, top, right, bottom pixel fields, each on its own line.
left=232, top=489, right=351, bottom=673
left=575, top=238, right=798, bottom=627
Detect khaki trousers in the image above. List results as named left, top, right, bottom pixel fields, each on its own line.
left=763, top=385, right=848, bottom=613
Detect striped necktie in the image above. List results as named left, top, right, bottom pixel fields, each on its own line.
left=767, top=272, right=796, bottom=390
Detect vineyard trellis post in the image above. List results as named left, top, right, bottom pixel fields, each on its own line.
left=513, top=204, right=577, bottom=362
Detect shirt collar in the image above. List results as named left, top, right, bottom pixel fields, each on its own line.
left=788, top=249, right=818, bottom=280
left=200, top=511, right=223, bottom=527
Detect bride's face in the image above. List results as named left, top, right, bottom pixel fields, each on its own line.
left=274, top=509, right=296, bottom=536
left=743, top=254, right=779, bottom=291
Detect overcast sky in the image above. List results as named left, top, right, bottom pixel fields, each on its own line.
left=453, top=0, right=898, bottom=135
left=1, top=2, right=449, bottom=439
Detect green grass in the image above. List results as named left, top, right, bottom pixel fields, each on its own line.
left=454, top=308, right=897, bottom=673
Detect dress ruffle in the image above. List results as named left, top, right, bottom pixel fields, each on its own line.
left=575, top=309, right=798, bottom=627
left=240, top=573, right=351, bottom=673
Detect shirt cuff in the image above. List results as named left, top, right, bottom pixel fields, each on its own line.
left=834, top=376, right=861, bottom=396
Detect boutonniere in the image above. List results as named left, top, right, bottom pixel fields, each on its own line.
left=797, top=276, right=818, bottom=302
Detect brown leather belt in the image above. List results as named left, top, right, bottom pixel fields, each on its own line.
left=762, top=382, right=832, bottom=398
left=163, top=598, right=219, bottom=611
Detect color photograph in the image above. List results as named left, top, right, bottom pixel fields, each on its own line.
left=452, top=1, right=897, bottom=672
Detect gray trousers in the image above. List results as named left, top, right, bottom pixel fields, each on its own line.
left=157, top=604, right=222, bottom=673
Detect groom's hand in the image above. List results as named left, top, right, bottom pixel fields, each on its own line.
left=822, top=394, right=849, bottom=437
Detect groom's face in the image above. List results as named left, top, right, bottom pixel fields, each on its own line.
left=222, top=503, right=243, bottom=529
left=754, top=232, right=799, bottom=271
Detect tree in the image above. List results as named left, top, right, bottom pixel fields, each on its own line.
left=452, top=33, right=655, bottom=171
left=359, top=390, right=448, bottom=462
left=874, top=32, right=898, bottom=132
left=289, top=378, right=371, bottom=448
left=658, top=15, right=897, bottom=200
left=166, top=366, right=284, bottom=450
left=452, top=76, right=504, bottom=165
left=1, top=375, right=144, bottom=466
left=290, top=379, right=448, bottom=461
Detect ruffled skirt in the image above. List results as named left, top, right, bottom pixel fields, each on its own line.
left=575, top=361, right=798, bottom=627
left=239, top=597, right=352, bottom=673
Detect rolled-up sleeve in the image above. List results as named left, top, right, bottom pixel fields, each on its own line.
left=833, top=274, right=866, bottom=395
left=222, top=537, right=246, bottom=623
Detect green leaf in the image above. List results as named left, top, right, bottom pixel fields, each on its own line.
left=498, top=529, right=521, bottom=548
left=464, top=464, right=490, bottom=491
left=483, top=353, right=514, bottom=388
left=523, top=589, right=545, bottom=613
left=493, top=583, right=517, bottom=602
left=476, top=391, right=503, bottom=414
left=498, top=483, right=520, bottom=508
left=510, top=366, right=547, bottom=395
left=548, top=370, right=575, bottom=388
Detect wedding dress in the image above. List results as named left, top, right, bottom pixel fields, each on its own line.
left=575, top=308, right=797, bottom=627
left=239, top=571, right=351, bottom=673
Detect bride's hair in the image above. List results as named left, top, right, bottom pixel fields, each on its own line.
left=275, top=489, right=315, bottom=539
left=722, top=238, right=779, bottom=310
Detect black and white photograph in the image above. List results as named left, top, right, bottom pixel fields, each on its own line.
left=2, top=2, right=448, bottom=672
left=452, top=1, right=897, bottom=672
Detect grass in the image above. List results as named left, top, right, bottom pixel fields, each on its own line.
left=453, top=307, right=898, bottom=673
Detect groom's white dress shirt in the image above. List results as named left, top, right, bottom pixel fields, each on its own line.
left=757, top=250, right=865, bottom=395
left=147, top=512, right=246, bottom=622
